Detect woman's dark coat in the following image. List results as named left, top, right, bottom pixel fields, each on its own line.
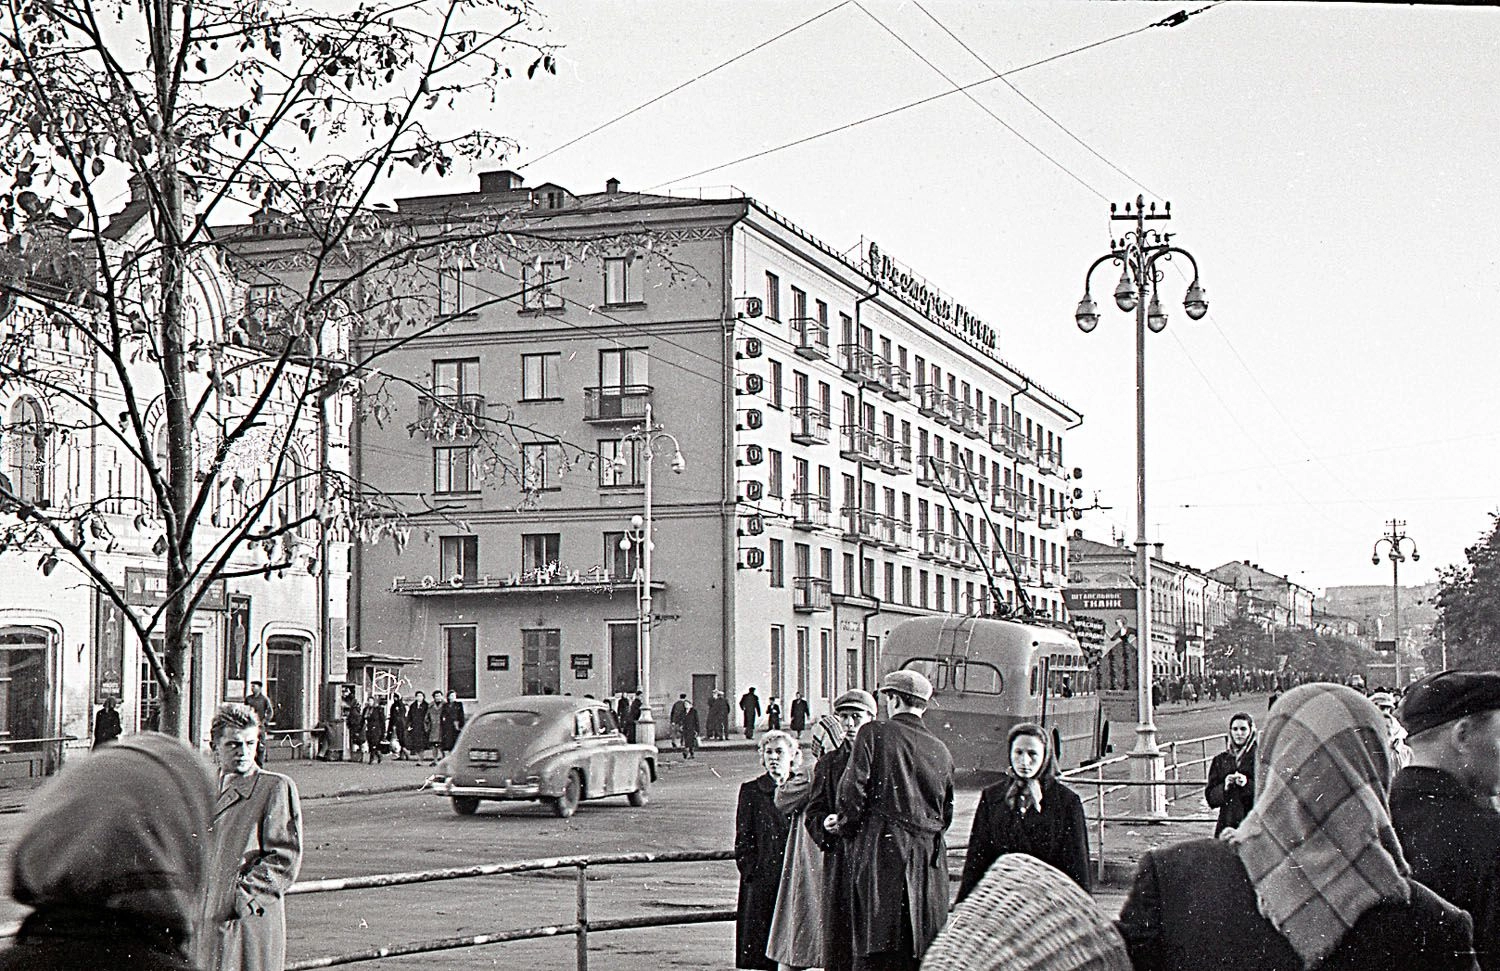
left=1205, top=742, right=1257, bottom=836
left=346, top=706, right=365, bottom=747
left=406, top=701, right=430, bottom=752
left=1117, top=837, right=1477, bottom=971
left=679, top=708, right=700, bottom=748
left=958, top=775, right=1092, bottom=900
left=807, top=739, right=856, bottom=971
left=439, top=699, right=466, bottom=751
left=362, top=704, right=386, bottom=750
left=388, top=700, right=408, bottom=751
left=735, top=772, right=791, bottom=970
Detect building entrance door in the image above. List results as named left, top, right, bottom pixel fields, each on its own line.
left=265, top=636, right=308, bottom=730
left=609, top=623, right=639, bottom=695
left=0, top=626, right=58, bottom=785
left=691, top=674, right=716, bottom=726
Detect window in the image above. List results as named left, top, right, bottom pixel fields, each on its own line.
left=444, top=626, right=478, bottom=699
left=770, top=626, right=785, bottom=701
left=521, top=629, right=561, bottom=695
left=767, top=449, right=783, bottom=498
left=884, top=562, right=895, bottom=602
left=6, top=397, right=49, bottom=505
left=935, top=574, right=945, bottom=611
left=604, top=531, right=640, bottom=579
left=843, top=552, right=855, bottom=596
left=598, top=438, right=643, bottom=487
left=820, top=630, right=832, bottom=698
left=769, top=538, right=785, bottom=588
left=521, top=533, right=560, bottom=572
left=845, top=646, right=859, bottom=693
left=765, top=272, right=781, bottom=321
left=820, top=548, right=833, bottom=582
left=433, top=358, right=479, bottom=397
left=247, top=283, right=278, bottom=330
left=796, top=627, right=811, bottom=699
left=521, top=442, right=561, bottom=491
left=919, top=569, right=929, bottom=608
left=439, top=535, right=479, bottom=580
left=437, top=264, right=471, bottom=315
left=768, top=359, right=783, bottom=409
left=599, top=347, right=648, bottom=389
left=902, top=566, right=913, bottom=605
left=521, top=260, right=565, bottom=310
left=521, top=353, right=561, bottom=401
left=791, top=287, right=807, bottom=324
left=433, top=446, right=477, bottom=494
left=603, top=255, right=642, bottom=305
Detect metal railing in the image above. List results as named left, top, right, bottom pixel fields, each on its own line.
left=284, top=849, right=737, bottom=970
left=1061, top=731, right=1226, bottom=885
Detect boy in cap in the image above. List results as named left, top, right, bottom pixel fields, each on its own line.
left=1390, top=669, right=1500, bottom=970
left=830, top=672, right=954, bottom=971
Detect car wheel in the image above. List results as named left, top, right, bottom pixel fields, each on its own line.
left=627, top=761, right=651, bottom=807
left=551, top=769, right=582, bottom=818
left=451, top=796, right=480, bottom=816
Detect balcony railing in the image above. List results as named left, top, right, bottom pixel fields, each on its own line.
left=1038, top=505, right=1061, bottom=530
left=916, top=454, right=939, bottom=487
left=840, top=424, right=881, bottom=466
left=790, top=405, right=830, bottom=446
left=892, top=521, right=913, bottom=550
left=791, top=492, right=830, bottom=530
left=1014, top=436, right=1036, bottom=465
left=838, top=344, right=882, bottom=387
left=957, top=471, right=989, bottom=503
left=584, top=385, right=652, bottom=423
left=990, top=422, right=1016, bottom=457
left=1015, top=495, right=1037, bottom=522
left=792, top=317, right=829, bottom=360
left=918, top=528, right=947, bottom=560
left=992, top=485, right=1021, bottom=519
left=793, top=575, right=832, bottom=612
left=886, top=439, right=913, bottom=476
left=1036, top=448, right=1061, bottom=477
left=915, top=384, right=949, bottom=423
left=415, top=393, right=485, bottom=440
left=881, top=361, right=912, bottom=401
left=872, top=513, right=897, bottom=549
left=841, top=507, right=880, bottom=542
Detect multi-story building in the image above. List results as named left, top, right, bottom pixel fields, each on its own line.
left=1066, top=537, right=1234, bottom=679
left=235, top=171, right=1080, bottom=719
left=1209, top=560, right=1315, bottom=629
left=0, top=215, right=351, bottom=762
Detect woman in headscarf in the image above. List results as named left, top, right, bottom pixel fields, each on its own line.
left=1206, top=712, right=1259, bottom=837
left=1117, top=682, right=1477, bottom=971
left=957, top=722, right=1091, bottom=901
left=766, top=715, right=846, bottom=970
left=0, top=733, right=216, bottom=970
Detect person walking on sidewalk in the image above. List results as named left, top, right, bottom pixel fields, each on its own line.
left=245, top=682, right=274, bottom=767
left=406, top=692, right=431, bottom=762
left=679, top=700, right=701, bottom=759
left=362, top=698, right=385, bottom=764
left=388, top=695, right=409, bottom=760
left=92, top=696, right=122, bottom=748
left=426, top=691, right=444, bottom=761
left=1206, top=711, right=1258, bottom=837
left=440, top=691, right=467, bottom=755
left=766, top=697, right=782, bottom=732
left=710, top=690, right=732, bottom=740
left=670, top=694, right=689, bottom=752
left=790, top=693, right=809, bottom=739
left=829, top=671, right=954, bottom=971
left=740, top=687, right=762, bottom=740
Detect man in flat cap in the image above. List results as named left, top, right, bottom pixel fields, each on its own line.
left=1390, top=670, right=1500, bottom=970
left=806, top=689, right=879, bottom=971
left=829, top=672, right=954, bottom=971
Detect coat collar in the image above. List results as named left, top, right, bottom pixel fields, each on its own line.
left=215, top=769, right=259, bottom=816
left=1395, top=764, right=1491, bottom=806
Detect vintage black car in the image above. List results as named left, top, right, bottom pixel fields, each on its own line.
left=428, top=695, right=657, bottom=817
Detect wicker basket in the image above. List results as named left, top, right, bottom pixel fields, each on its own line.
left=921, top=854, right=1131, bottom=971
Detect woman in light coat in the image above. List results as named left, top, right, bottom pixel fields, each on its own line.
left=766, top=716, right=845, bottom=970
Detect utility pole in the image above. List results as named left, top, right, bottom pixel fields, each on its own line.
left=1372, top=519, right=1419, bottom=687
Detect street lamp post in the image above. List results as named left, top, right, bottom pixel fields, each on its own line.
left=1075, top=195, right=1209, bottom=817
left=1372, top=519, right=1419, bottom=686
left=614, top=402, right=685, bottom=750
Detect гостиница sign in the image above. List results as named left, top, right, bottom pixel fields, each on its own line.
left=866, top=241, right=997, bottom=355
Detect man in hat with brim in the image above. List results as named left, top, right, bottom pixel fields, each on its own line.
left=829, top=672, right=954, bottom=971
left=806, top=688, right=879, bottom=971
left=1391, top=669, right=1500, bottom=970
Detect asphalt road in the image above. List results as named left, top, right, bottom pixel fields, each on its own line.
left=0, top=693, right=1262, bottom=971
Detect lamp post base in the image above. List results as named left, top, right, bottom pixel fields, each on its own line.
left=1130, top=722, right=1167, bottom=818
left=636, top=707, right=657, bottom=749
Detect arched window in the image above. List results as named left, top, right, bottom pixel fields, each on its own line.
left=7, top=397, right=49, bottom=506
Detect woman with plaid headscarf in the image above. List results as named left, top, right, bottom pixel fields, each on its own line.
left=1118, top=682, right=1477, bottom=970
left=766, top=715, right=846, bottom=970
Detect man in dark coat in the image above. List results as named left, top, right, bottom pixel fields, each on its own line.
left=669, top=693, right=688, bottom=751
left=439, top=693, right=466, bottom=753
left=406, top=692, right=430, bottom=761
left=710, top=690, right=732, bottom=740
left=388, top=695, right=409, bottom=759
left=790, top=693, right=810, bottom=737
left=735, top=731, right=795, bottom=969
left=808, top=689, right=879, bottom=971
left=362, top=699, right=386, bottom=764
left=92, top=697, right=122, bottom=748
left=740, top=687, right=761, bottom=740
left=679, top=701, right=701, bottom=759
left=831, top=671, right=954, bottom=971
left=245, top=682, right=274, bottom=767
left=1391, top=670, right=1500, bottom=970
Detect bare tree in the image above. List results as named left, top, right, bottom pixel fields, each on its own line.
left=0, top=0, right=665, bottom=738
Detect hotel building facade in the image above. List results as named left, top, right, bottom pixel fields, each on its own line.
left=245, top=172, right=1082, bottom=719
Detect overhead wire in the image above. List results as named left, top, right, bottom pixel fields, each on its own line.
left=517, top=0, right=856, bottom=171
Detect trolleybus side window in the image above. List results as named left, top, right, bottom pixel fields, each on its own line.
left=899, top=658, right=949, bottom=691
left=1029, top=664, right=1039, bottom=696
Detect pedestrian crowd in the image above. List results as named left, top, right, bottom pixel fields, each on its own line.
left=733, top=669, right=1500, bottom=971
left=342, top=687, right=466, bottom=765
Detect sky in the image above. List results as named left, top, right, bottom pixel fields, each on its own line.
left=404, top=0, right=1500, bottom=593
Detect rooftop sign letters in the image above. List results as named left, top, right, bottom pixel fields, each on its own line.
left=866, top=241, right=997, bottom=355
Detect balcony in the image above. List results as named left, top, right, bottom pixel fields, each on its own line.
left=990, top=422, right=1016, bottom=457
left=892, top=521, right=913, bottom=550
left=954, top=401, right=984, bottom=440
left=841, top=507, right=880, bottom=543
left=838, top=343, right=882, bottom=387
left=918, top=528, right=947, bottom=560
left=584, top=385, right=652, bottom=424
left=872, top=513, right=897, bottom=549
left=1015, top=495, right=1036, bottom=522
left=915, top=384, right=949, bottom=423
left=924, top=456, right=953, bottom=491
left=793, top=575, right=832, bottom=612
left=1038, top=505, right=1061, bottom=530
left=791, top=491, right=830, bottom=530
left=958, top=471, right=990, bottom=504
left=916, top=455, right=939, bottom=487
left=415, top=393, right=485, bottom=440
left=1014, top=436, right=1035, bottom=465
left=840, top=424, right=881, bottom=466
left=790, top=405, right=830, bottom=446
left=991, top=485, right=1021, bottom=519
left=792, top=317, right=829, bottom=361
left=881, top=439, right=913, bottom=476
left=881, top=361, right=912, bottom=401
left=1036, top=448, right=1061, bottom=477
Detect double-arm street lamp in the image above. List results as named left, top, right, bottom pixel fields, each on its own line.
left=614, top=402, right=685, bottom=749
left=1372, top=520, right=1419, bottom=687
left=1075, top=195, right=1209, bottom=816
